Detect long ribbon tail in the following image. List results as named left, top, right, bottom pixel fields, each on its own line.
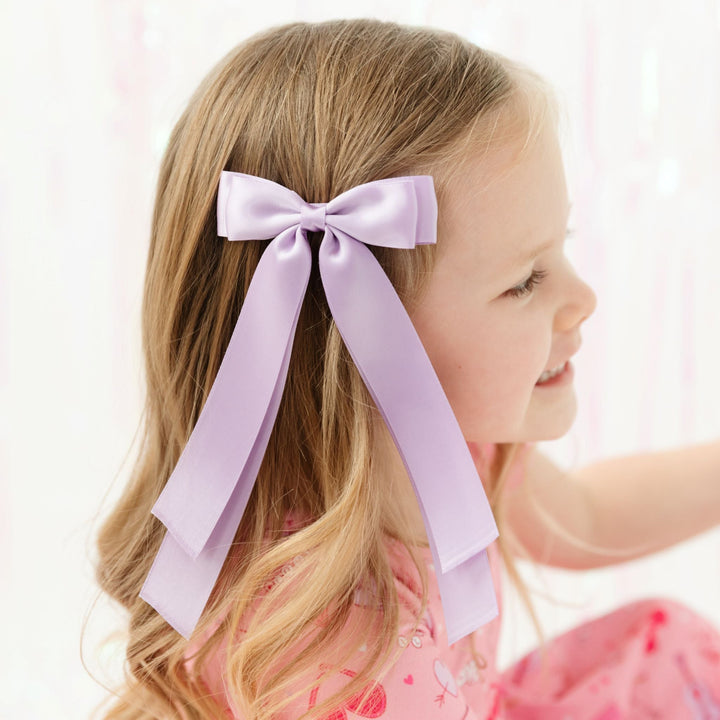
left=319, top=228, right=499, bottom=643
left=139, top=226, right=311, bottom=638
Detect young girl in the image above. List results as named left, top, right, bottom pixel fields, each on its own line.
left=91, top=18, right=720, bottom=720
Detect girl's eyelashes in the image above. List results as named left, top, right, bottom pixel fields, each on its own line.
left=502, top=227, right=573, bottom=299
left=504, top=268, right=548, bottom=298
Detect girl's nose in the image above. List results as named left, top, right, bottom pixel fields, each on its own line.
left=556, top=270, right=597, bottom=331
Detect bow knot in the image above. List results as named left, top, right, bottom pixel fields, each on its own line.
left=140, top=170, right=499, bottom=645
left=299, top=202, right=327, bottom=233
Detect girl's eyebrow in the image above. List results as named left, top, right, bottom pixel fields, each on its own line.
left=512, top=238, right=554, bottom=268
left=508, top=202, right=574, bottom=270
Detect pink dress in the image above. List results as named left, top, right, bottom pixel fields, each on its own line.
left=184, top=443, right=720, bottom=719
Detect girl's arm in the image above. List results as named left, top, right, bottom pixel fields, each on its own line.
left=503, top=441, right=720, bottom=570
left=575, top=439, right=720, bottom=565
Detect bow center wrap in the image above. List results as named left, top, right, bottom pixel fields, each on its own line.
left=300, top=202, right=327, bottom=232
left=139, top=170, right=500, bottom=644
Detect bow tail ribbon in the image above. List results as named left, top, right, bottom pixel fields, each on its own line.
left=319, top=227, right=498, bottom=645
left=139, top=226, right=311, bottom=638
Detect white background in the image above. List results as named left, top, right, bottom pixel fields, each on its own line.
left=1, top=1, right=719, bottom=717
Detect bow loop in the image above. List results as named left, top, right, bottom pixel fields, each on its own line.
left=323, top=178, right=427, bottom=248
left=218, top=172, right=306, bottom=240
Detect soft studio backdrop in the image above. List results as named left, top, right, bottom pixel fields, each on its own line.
left=1, top=1, right=719, bottom=717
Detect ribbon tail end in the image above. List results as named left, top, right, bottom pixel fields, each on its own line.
left=150, top=505, right=206, bottom=561
left=139, top=584, right=194, bottom=641
left=445, top=595, right=499, bottom=646
left=435, top=547, right=500, bottom=646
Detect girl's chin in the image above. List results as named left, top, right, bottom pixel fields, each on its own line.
left=526, top=399, right=578, bottom=440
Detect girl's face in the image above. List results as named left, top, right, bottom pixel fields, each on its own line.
left=409, top=121, right=597, bottom=444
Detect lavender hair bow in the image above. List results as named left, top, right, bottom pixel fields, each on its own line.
left=139, top=171, right=499, bottom=645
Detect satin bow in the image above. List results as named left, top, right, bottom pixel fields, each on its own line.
left=139, top=171, right=499, bottom=644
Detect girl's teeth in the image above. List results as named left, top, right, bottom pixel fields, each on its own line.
left=538, top=363, right=565, bottom=383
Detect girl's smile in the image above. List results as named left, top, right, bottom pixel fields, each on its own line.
left=535, top=359, right=575, bottom=387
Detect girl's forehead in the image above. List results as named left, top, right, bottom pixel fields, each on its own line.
left=436, top=129, right=568, bottom=281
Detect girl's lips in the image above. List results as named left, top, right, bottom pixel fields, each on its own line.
left=535, top=360, right=574, bottom=387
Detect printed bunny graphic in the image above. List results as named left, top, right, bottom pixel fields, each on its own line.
left=433, top=659, right=459, bottom=707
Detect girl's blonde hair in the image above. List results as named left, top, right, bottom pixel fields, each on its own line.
left=85, top=18, right=620, bottom=720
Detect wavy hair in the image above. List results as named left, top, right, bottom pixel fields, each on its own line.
left=84, top=18, right=623, bottom=720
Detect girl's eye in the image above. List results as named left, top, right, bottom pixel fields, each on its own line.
left=504, top=268, right=548, bottom=299
left=502, top=227, right=573, bottom=299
